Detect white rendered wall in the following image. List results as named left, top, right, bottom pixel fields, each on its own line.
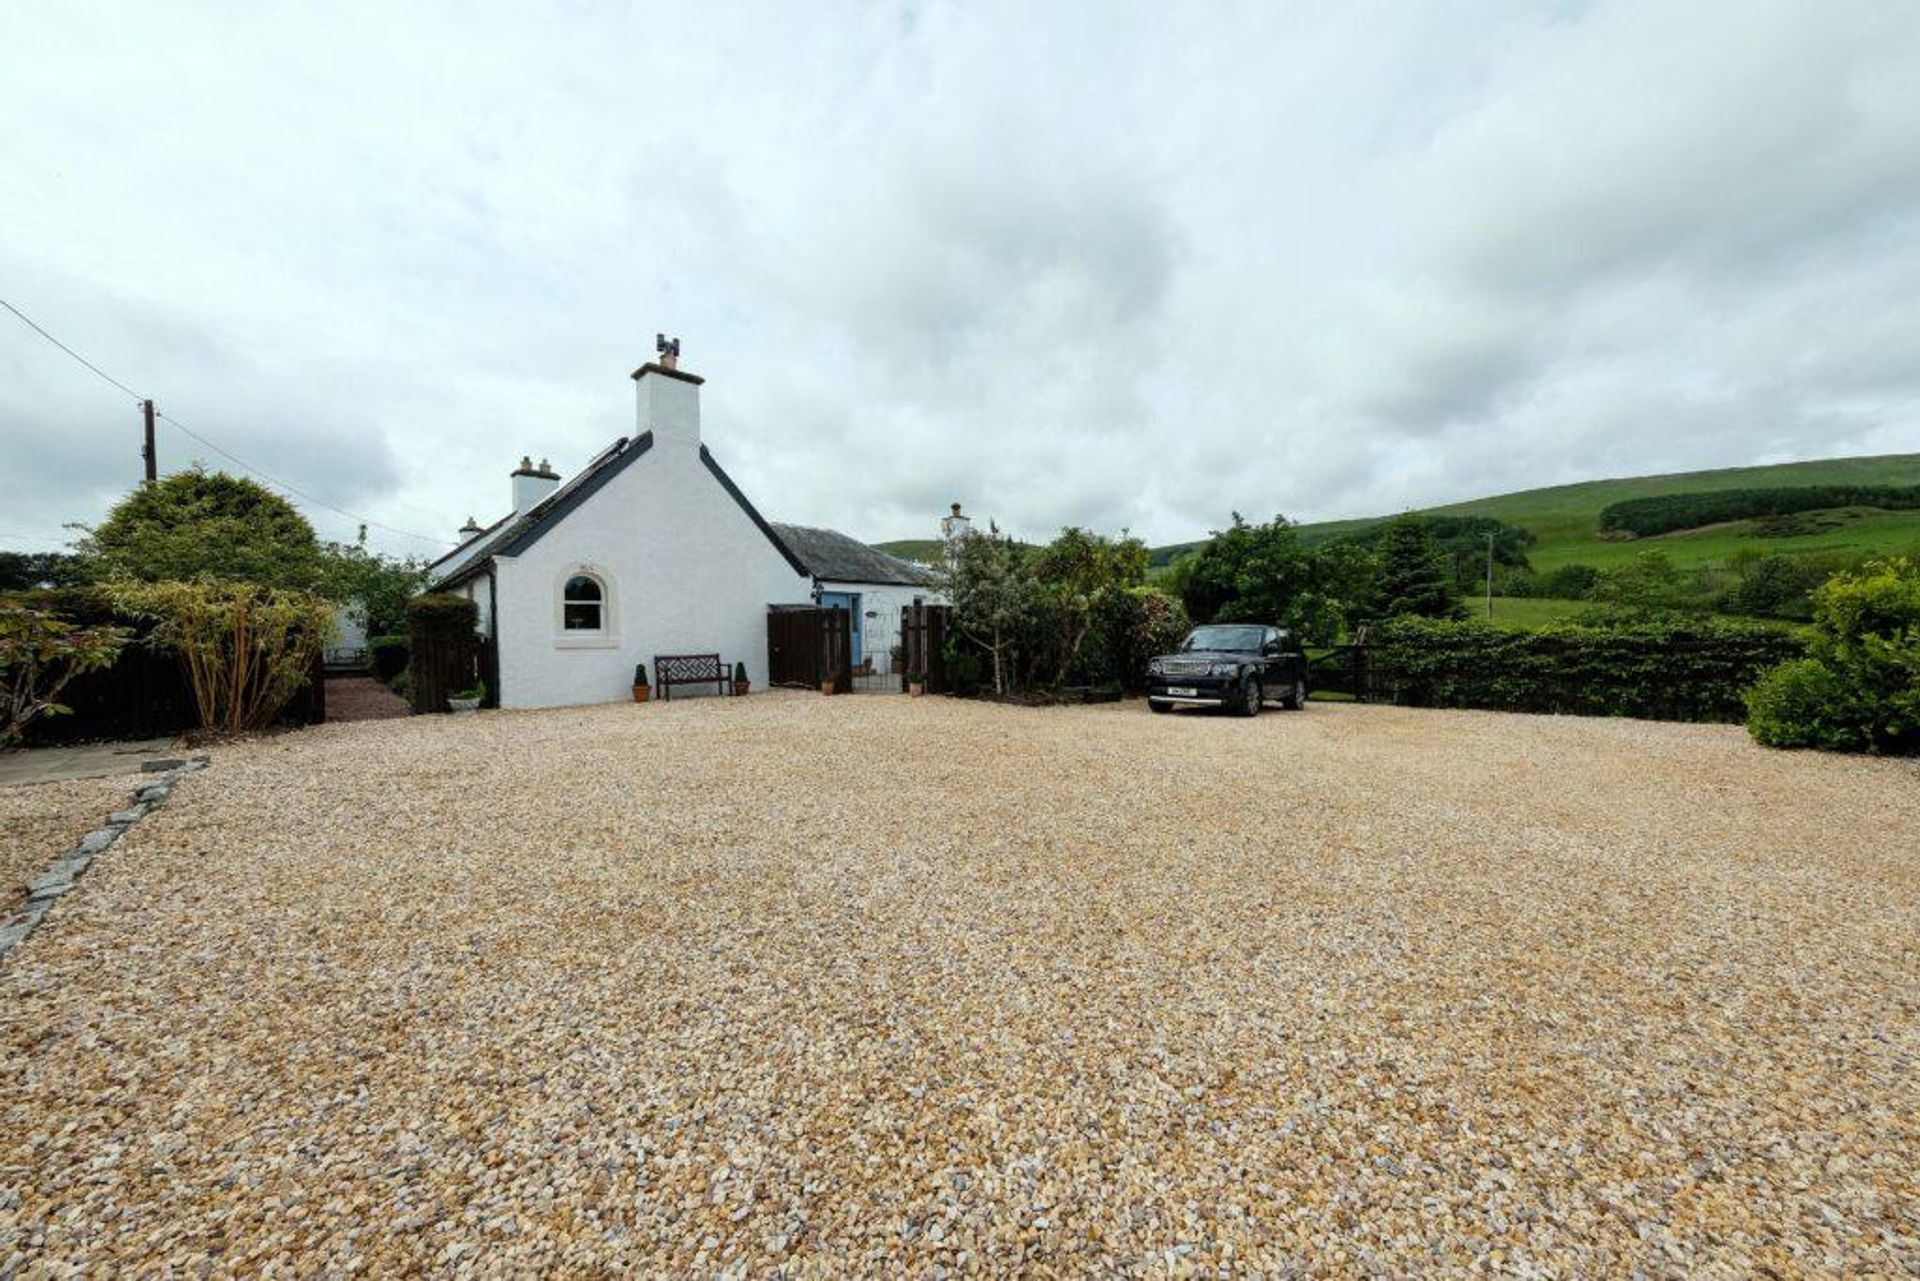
left=492, top=438, right=811, bottom=708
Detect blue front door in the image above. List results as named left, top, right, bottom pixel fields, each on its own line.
left=818, top=592, right=862, bottom=665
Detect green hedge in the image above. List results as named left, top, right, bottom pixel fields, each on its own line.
left=1368, top=616, right=1805, bottom=722
left=405, top=592, right=478, bottom=631
left=368, top=634, right=409, bottom=682
left=1597, top=484, right=1920, bottom=537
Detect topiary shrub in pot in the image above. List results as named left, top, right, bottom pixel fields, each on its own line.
left=732, top=661, right=750, bottom=696
left=632, top=661, right=649, bottom=703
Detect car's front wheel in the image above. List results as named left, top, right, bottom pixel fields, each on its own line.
left=1234, top=674, right=1262, bottom=717
left=1281, top=677, right=1306, bottom=710
left=1148, top=698, right=1172, bottom=714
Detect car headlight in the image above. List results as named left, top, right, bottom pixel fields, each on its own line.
left=1209, top=662, right=1239, bottom=677
left=1147, top=658, right=1163, bottom=674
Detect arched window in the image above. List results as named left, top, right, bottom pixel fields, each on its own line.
left=562, top=574, right=604, bottom=631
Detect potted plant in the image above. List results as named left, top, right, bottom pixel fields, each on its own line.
left=732, top=661, right=750, bottom=696
left=632, top=661, right=650, bottom=703
left=908, top=669, right=925, bottom=697
left=448, top=680, right=485, bottom=715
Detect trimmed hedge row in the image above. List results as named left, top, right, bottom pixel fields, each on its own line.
left=1597, top=484, right=1920, bottom=538
left=1368, top=616, right=1805, bottom=722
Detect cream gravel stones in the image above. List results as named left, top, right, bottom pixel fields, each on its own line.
left=0, top=695, right=1914, bottom=1273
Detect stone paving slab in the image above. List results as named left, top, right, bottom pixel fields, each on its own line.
left=0, top=739, right=177, bottom=787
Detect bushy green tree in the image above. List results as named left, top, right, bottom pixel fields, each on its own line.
left=74, top=470, right=323, bottom=589
left=942, top=525, right=1046, bottom=696
left=0, top=551, right=85, bottom=591
left=1747, top=557, right=1920, bottom=753
left=1175, top=514, right=1352, bottom=642
left=1028, top=527, right=1149, bottom=686
left=1370, top=515, right=1464, bottom=620
left=1725, top=551, right=1848, bottom=621
left=319, top=541, right=431, bottom=636
left=1586, top=550, right=1698, bottom=615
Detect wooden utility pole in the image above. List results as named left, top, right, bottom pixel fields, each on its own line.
left=141, top=399, right=156, bottom=483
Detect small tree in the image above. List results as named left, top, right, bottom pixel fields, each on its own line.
left=1029, top=527, right=1149, bottom=686
left=0, top=607, right=129, bottom=747
left=1370, top=515, right=1465, bottom=621
left=1177, top=513, right=1352, bottom=640
left=319, top=542, right=431, bottom=636
left=942, top=525, right=1045, bottom=696
left=110, top=580, right=332, bottom=736
left=74, top=469, right=324, bottom=589
left=1586, top=550, right=1697, bottom=616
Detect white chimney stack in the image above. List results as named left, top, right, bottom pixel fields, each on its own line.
left=941, top=501, right=972, bottom=543
left=633, top=335, right=702, bottom=448
left=511, top=456, right=560, bottom=513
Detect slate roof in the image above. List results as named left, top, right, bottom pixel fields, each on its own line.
left=769, top=522, right=937, bottom=587
left=428, top=433, right=926, bottom=591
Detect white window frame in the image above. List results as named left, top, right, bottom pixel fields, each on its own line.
left=554, top=565, right=618, bottom=649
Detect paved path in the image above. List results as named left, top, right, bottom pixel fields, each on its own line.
left=0, top=739, right=175, bottom=788
left=323, top=676, right=410, bottom=721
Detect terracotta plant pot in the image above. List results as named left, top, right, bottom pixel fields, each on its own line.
left=632, top=685, right=649, bottom=703
left=820, top=680, right=835, bottom=696
left=733, top=681, right=750, bottom=697
left=909, top=682, right=925, bottom=697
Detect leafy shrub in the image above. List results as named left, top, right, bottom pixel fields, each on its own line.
left=1745, top=660, right=1870, bottom=751
left=0, top=606, right=129, bottom=746
left=369, top=634, right=409, bottom=682
left=1725, top=553, right=1848, bottom=621
left=1369, top=615, right=1804, bottom=722
left=1747, top=557, right=1920, bottom=753
left=110, top=579, right=333, bottom=736
left=1598, top=484, right=1920, bottom=538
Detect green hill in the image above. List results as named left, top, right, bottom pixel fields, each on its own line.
left=870, top=538, right=946, bottom=563
left=1151, top=453, right=1920, bottom=573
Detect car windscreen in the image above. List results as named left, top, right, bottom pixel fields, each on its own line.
left=1182, top=626, right=1264, bottom=651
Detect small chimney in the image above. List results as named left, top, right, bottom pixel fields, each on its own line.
left=511, top=455, right=561, bottom=514
left=941, top=501, right=972, bottom=543
left=458, top=515, right=483, bottom=538
left=632, top=336, right=703, bottom=448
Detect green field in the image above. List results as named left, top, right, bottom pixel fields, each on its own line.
left=1151, top=453, right=1920, bottom=573
left=1477, top=596, right=1590, bottom=629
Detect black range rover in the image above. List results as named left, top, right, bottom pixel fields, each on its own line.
left=1146, top=624, right=1309, bottom=716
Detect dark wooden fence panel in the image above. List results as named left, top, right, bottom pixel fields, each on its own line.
left=19, top=644, right=198, bottom=745
left=768, top=606, right=819, bottom=687
left=766, top=606, right=853, bottom=691
left=409, top=623, right=482, bottom=714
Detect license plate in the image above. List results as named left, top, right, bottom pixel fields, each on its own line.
left=1167, top=686, right=1198, bottom=697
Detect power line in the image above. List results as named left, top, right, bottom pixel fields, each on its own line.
left=1, top=298, right=454, bottom=548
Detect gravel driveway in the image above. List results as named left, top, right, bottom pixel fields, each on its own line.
left=2, top=694, right=1914, bottom=1274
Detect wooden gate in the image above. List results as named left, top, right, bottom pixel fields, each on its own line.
left=767, top=606, right=851, bottom=691
left=900, top=603, right=952, bottom=693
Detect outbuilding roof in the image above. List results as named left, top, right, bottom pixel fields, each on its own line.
left=769, top=523, right=937, bottom=587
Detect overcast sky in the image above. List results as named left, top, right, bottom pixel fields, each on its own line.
left=4, top=1, right=1918, bottom=559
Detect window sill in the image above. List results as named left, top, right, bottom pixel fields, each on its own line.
left=554, top=635, right=618, bottom=649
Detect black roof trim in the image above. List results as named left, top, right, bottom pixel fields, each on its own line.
left=493, top=432, right=654, bottom=559
left=428, top=509, right=513, bottom=573
left=700, top=445, right=810, bottom=577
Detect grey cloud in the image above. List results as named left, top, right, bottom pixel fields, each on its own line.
left=2, top=0, right=1917, bottom=557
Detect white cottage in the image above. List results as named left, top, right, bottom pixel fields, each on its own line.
left=426, top=355, right=941, bottom=708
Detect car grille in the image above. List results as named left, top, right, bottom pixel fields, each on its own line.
left=1159, top=658, right=1213, bottom=676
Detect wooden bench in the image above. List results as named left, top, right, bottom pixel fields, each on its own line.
left=653, top=653, right=729, bottom=701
